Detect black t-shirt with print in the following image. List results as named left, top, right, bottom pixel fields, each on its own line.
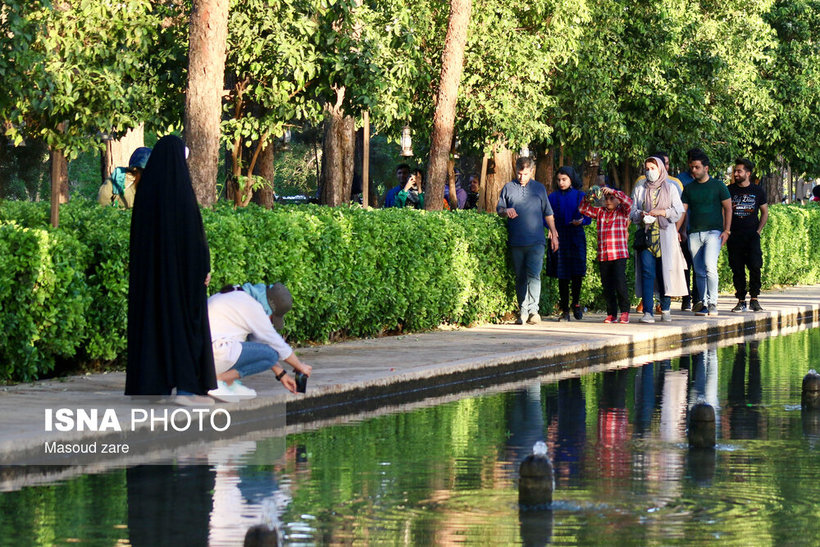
left=728, top=183, right=767, bottom=233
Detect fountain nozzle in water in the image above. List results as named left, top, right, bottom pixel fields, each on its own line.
left=802, top=370, right=820, bottom=411
left=688, top=402, right=716, bottom=448
left=519, top=441, right=554, bottom=509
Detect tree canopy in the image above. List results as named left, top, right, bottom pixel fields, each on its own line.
left=2, top=0, right=819, bottom=192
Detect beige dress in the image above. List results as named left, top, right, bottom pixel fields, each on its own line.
left=630, top=182, right=688, bottom=297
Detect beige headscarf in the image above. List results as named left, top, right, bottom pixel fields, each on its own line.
left=644, top=156, right=672, bottom=229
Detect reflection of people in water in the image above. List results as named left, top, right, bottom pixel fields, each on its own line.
left=596, top=370, right=631, bottom=480
left=633, top=363, right=657, bottom=436
left=127, top=465, right=215, bottom=547
left=505, top=384, right=546, bottom=466
left=726, top=341, right=762, bottom=439
left=551, top=378, right=586, bottom=480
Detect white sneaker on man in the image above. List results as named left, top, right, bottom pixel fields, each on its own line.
left=661, top=310, right=672, bottom=322
left=640, top=313, right=655, bottom=324
left=208, top=380, right=241, bottom=403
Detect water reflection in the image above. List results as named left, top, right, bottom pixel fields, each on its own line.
left=5, top=332, right=820, bottom=544
left=550, top=378, right=586, bottom=482
left=727, top=341, right=763, bottom=440
left=126, top=465, right=215, bottom=547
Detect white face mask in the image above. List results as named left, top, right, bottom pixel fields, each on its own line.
left=646, top=168, right=660, bottom=183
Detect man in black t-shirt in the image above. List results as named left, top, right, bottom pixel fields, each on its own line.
left=727, top=158, right=768, bottom=312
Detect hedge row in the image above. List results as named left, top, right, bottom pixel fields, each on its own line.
left=1, top=199, right=818, bottom=383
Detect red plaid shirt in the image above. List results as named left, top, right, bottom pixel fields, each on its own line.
left=579, top=190, right=633, bottom=261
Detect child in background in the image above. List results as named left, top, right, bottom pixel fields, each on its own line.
left=579, top=186, right=633, bottom=323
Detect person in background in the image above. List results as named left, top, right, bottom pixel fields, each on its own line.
left=125, top=136, right=216, bottom=405
left=98, top=146, right=152, bottom=208
left=548, top=166, right=590, bottom=321
left=677, top=147, right=705, bottom=310
left=465, top=174, right=480, bottom=210
left=682, top=150, right=732, bottom=317
left=207, top=283, right=312, bottom=400
left=383, top=163, right=412, bottom=208
left=579, top=185, right=633, bottom=323
left=727, top=158, right=768, bottom=312
left=395, top=167, right=425, bottom=209
left=497, top=157, right=560, bottom=325
left=630, top=156, right=688, bottom=323
left=444, top=173, right=468, bottom=209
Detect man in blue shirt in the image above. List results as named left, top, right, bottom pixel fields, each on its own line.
left=383, top=163, right=411, bottom=207
left=497, top=157, right=560, bottom=324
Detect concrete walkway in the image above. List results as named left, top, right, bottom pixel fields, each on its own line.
left=1, top=285, right=819, bottom=475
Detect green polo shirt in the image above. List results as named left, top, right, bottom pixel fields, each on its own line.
left=682, top=177, right=731, bottom=233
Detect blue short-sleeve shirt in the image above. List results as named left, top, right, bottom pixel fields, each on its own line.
left=497, top=179, right=554, bottom=246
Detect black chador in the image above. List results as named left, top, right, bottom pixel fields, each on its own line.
left=125, top=135, right=217, bottom=395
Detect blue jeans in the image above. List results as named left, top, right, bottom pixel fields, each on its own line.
left=689, top=230, right=722, bottom=306
left=510, top=244, right=546, bottom=317
left=230, top=342, right=280, bottom=378
left=640, top=249, right=670, bottom=314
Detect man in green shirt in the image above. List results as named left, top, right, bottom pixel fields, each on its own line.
left=681, top=151, right=731, bottom=316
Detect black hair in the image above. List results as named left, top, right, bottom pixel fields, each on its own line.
left=556, top=166, right=583, bottom=190
left=650, top=150, right=669, bottom=162
left=689, top=151, right=710, bottom=167
left=396, top=163, right=411, bottom=172
left=734, top=157, right=754, bottom=174
left=813, top=185, right=820, bottom=199
left=686, top=148, right=705, bottom=161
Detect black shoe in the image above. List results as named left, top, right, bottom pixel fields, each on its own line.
left=557, top=311, right=571, bottom=322
left=749, top=299, right=763, bottom=312
left=731, top=300, right=747, bottom=313
left=572, top=304, right=583, bottom=320
left=681, top=297, right=692, bottom=312
left=692, top=301, right=705, bottom=314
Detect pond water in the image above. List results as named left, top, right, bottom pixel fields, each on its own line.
left=2, top=329, right=820, bottom=545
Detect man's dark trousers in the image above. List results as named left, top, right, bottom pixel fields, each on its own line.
left=726, top=232, right=762, bottom=300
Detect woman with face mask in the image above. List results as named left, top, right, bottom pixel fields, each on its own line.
left=629, top=157, right=688, bottom=323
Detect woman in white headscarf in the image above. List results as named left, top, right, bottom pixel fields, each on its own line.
left=630, top=157, right=687, bottom=323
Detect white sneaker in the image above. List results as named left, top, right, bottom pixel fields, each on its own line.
left=229, top=380, right=257, bottom=398
left=175, top=394, right=216, bottom=406
left=208, top=380, right=240, bottom=402
left=640, top=313, right=655, bottom=324
left=661, top=311, right=671, bottom=322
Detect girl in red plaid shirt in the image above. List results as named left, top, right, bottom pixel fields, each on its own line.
left=579, top=186, right=633, bottom=323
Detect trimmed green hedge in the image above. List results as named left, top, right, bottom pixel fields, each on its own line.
left=1, top=199, right=819, bottom=382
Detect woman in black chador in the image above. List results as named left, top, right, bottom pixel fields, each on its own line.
left=125, top=135, right=217, bottom=399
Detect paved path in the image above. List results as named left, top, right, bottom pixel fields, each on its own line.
left=1, top=285, right=819, bottom=477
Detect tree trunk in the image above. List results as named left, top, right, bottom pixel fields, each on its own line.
left=535, top=146, right=554, bottom=191
left=582, top=159, right=599, bottom=191
left=362, top=110, right=370, bottom=207
left=425, top=0, right=472, bottom=210
left=101, top=124, right=145, bottom=184
left=184, top=0, right=229, bottom=207
left=609, top=162, right=621, bottom=190
left=251, top=139, right=276, bottom=209
left=320, top=88, right=356, bottom=206
left=478, top=153, right=489, bottom=212
left=49, top=146, right=68, bottom=228
left=447, top=157, right=458, bottom=209
left=483, top=144, right=513, bottom=213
